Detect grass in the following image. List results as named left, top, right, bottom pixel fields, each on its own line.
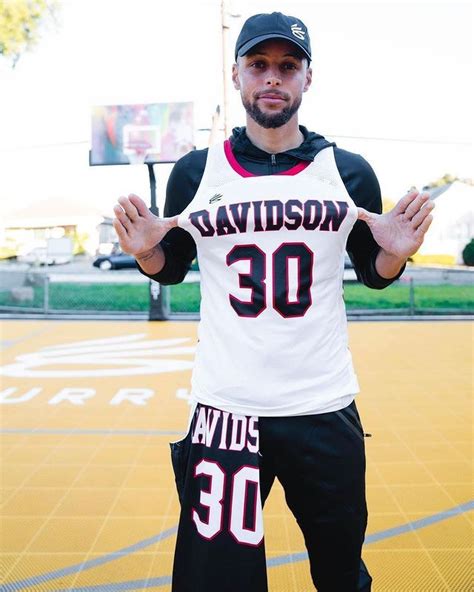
left=169, top=283, right=474, bottom=312
left=0, top=283, right=149, bottom=312
left=343, top=283, right=473, bottom=310
left=407, top=285, right=473, bottom=310
left=0, top=281, right=472, bottom=313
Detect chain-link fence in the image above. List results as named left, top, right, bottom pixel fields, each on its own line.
left=0, top=268, right=472, bottom=318
left=0, top=270, right=150, bottom=315
left=164, top=275, right=473, bottom=318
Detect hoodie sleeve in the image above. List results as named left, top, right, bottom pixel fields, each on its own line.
left=334, top=148, right=406, bottom=289
left=135, top=149, right=207, bottom=285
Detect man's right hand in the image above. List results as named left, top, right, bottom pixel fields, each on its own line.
left=112, top=193, right=178, bottom=257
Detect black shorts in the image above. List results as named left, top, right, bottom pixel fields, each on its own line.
left=170, top=401, right=372, bottom=592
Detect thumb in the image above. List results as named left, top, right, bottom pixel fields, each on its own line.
left=357, top=207, right=378, bottom=225
left=162, top=214, right=179, bottom=230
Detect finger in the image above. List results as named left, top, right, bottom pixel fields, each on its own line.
left=411, top=200, right=435, bottom=229
left=118, top=195, right=139, bottom=221
left=357, top=207, right=378, bottom=224
left=113, top=204, right=131, bottom=230
left=392, top=190, right=419, bottom=215
left=405, top=192, right=430, bottom=220
left=128, top=193, right=150, bottom=217
left=112, top=218, right=128, bottom=240
left=414, top=213, right=433, bottom=238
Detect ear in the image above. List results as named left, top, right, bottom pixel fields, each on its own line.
left=232, top=63, right=240, bottom=90
left=303, top=66, right=312, bottom=93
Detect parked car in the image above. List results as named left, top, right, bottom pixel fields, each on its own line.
left=93, top=252, right=138, bottom=270
left=344, top=253, right=354, bottom=269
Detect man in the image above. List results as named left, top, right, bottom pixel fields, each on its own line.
left=112, top=12, right=434, bottom=591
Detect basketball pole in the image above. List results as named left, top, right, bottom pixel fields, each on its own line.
left=147, top=163, right=158, bottom=215
left=147, top=162, right=169, bottom=321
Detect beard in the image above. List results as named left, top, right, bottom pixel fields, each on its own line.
left=242, top=93, right=302, bottom=129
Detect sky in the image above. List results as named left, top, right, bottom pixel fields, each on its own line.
left=0, top=0, right=472, bottom=219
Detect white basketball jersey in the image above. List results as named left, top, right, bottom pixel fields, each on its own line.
left=178, top=141, right=360, bottom=416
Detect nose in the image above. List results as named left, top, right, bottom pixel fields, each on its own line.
left=265, top=67, right=282, bottom=86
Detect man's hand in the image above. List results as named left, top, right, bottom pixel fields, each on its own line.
left=112, top=194, right=178, bottom=258
left=357, top=190, right=435, bottom=260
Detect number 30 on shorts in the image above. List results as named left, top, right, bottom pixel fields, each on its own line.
left=227, top=242, right=313, bottom=318
left=192, top=460, right=264, bottom=546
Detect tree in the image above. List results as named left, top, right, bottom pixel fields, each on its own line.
left=0, top=0, right=58, bottom=68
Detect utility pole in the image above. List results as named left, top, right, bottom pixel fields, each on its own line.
left=221, top=0, right=230, bottom=138
left=209, top=105, right=221, bottom=146
left=221, top=0, right=241, bottom=138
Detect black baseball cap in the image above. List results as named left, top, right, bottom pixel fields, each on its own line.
left=235, top=12, right=311, bottom=63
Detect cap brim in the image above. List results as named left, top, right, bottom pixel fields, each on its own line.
left=236, top=34, right=311, bottom=62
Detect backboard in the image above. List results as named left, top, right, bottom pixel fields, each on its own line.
left=90, top=102, right=194, bottom=166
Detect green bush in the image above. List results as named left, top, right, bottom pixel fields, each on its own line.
left=462, top=239, right=474, bottom=266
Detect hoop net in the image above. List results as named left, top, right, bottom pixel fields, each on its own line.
left=122, top=124, right=161, bottom=165
left=124, top=143, right=148, bottom=165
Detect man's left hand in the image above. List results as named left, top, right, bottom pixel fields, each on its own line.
left=357, top=190, right=435, bottom=260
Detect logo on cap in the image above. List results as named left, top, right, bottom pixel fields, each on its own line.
left=291, top=24, right=306, bottom=40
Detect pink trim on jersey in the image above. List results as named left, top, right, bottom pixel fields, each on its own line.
left=223, top=139, right=311, bottom=177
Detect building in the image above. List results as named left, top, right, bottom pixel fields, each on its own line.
left=414, top=181, right=473, bottom=265
left=1, top=198, right=116, bottom=258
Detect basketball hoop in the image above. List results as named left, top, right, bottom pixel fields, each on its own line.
left=122, top=124, right=161, bottom=165
left=124, top=141, right=149, bottom=165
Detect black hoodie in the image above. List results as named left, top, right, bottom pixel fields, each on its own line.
left=138, top=126, right=405, bottom=288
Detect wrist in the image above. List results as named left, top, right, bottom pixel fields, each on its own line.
left=379, top=248, right=406, bottom=264
left=135, top=243, right=166, bottom=276
left=375, top=249, right=407, bottom=279
left=135, top=245, right=158, bottom=261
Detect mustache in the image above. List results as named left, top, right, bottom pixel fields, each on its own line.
left=254, top=90, right=290, bottom=100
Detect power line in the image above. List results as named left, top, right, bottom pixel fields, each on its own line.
left=323, top=134, right=471, bottom=146
left=0, top=134, right=470, bottom=152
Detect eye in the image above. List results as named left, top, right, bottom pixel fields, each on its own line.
left=282, top=62, right=298, bottom=71
left=250, top=61, right=265, bottom=69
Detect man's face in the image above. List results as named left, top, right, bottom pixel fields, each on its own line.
left=232, top=39, right=312, bottom=129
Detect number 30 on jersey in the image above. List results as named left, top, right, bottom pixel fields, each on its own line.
left=227, top=242, right=313, bottom=318
left=192, top=460, right=264, bottom=546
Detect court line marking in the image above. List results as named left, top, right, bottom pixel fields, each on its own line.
left=56, top=577, right=173, bottom=591
left=0, top=526, right=178, bottom=592
left=267, top=499, right=474, bottom=566
left=2, top=500, right=472, bottom=591
left=0, top=324, right=62, bottom=352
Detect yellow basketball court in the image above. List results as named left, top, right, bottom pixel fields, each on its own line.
left=1, top=320, right=472, bottom=591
